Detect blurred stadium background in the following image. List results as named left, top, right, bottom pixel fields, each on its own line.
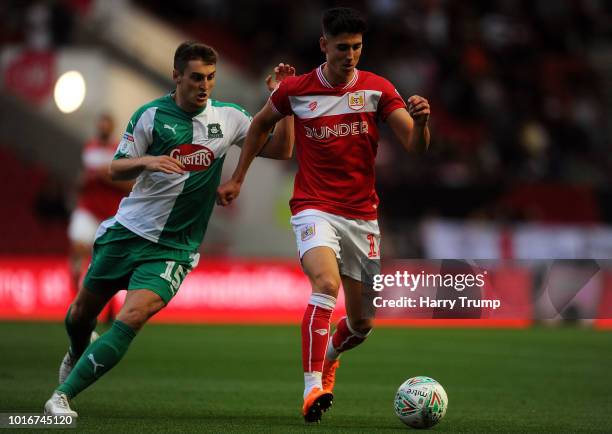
left=1, top=1, right=612, bottom=431
left=1, top=0, right=612, bottom=325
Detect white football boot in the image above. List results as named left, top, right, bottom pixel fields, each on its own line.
left=59, top=331, right=99, bottom=384
left=44, top=391, right=78, bottom=417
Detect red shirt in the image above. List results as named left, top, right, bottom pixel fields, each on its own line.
left=269, top=64, right=406, bottom=220
left=77, top=138, right=126, bottom=220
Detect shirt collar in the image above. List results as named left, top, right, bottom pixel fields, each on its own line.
left=317, top=63, right=359, bottom=90
left=168, top=92, right=208, bottom=117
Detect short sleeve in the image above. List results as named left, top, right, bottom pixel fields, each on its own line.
left=378, top=79, right=407, bottom=121
left=268, top=78, right=294, bottom=117
left=114, top=107, right=155, bottom=159
left=231, top=107, right=253, bottom=147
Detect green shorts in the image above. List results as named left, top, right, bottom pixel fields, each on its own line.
left=83, top=222, right=199, bottom=304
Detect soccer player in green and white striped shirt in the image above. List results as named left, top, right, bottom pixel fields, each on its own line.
left=44, top=41, right=295, bottom=417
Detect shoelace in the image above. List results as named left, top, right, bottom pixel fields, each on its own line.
left=57, top=394, right=70, bottom=409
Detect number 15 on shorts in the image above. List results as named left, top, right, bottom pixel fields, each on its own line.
left=159, top=261, right=187, bottom=295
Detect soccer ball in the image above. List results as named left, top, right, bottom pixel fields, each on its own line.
left=394, top=376, right=448, bottom=428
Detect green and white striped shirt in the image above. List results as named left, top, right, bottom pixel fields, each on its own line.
left=98, top=94, right=251, bottom=251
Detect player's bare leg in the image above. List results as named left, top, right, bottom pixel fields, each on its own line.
left=114, top=289, right=166, bottom=332
left=300, top=247, right=340, bottom=422
left=342, top=276, right=374, bottom=335
left=46, top=289, right=165, bottom=416
left=323, top=276, right=373, bottom=392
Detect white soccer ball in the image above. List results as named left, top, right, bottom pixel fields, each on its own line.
left=394, top=376, right=448, bottom=429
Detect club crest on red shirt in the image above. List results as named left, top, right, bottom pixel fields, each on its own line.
left=347, top=91, right=365, bottom=110
left=169, top=144, right=215, bottom=171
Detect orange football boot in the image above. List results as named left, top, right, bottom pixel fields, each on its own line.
left=302, top=387, right=333, bottom=423
left=322, top=359, right=340, bottom=392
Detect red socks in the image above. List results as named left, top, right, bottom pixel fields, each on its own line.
left=330, top=316, right=368, bottom=356
left=301, top=294, right=336, bottom=373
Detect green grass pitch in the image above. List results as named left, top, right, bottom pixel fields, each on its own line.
left=1, top=322, right=611, bottom=433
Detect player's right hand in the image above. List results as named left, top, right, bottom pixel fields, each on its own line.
left=144, top=155, right=185, bottom=175
left=216, top=179, right=242, bottom=206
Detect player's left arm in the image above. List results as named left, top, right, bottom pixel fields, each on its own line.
left=387, top=95, right=430, bottom=153
left=257, top=63, right=295, bottom=160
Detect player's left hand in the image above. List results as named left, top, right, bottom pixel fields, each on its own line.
left=407, top=95, right=430, bottom=127
left=266, top=63, right=296, bottom=92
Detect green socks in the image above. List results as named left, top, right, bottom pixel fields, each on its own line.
left=65, top=305, right=97, bottom=358
left=58, top=320, right=136, bottom=399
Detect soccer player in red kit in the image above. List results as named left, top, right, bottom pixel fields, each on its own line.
left=217, top=7, right=430, bottom=423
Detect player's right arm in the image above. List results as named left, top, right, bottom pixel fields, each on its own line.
left=109, top=108, right=185, bottom=181
left=216, top=102, right=284, bottom=206
left=109, top=155, right=185, bottom=180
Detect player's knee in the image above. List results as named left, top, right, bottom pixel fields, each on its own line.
left=312, top=273, right=341, bottom=297
left=350, top=318, right=373, bottom=336
left=116, top=307, right=149, bottom=331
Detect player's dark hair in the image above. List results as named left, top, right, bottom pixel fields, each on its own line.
left=174, top=41, right=217, bottom=73
left=321, top=7, right=368, bottom=37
